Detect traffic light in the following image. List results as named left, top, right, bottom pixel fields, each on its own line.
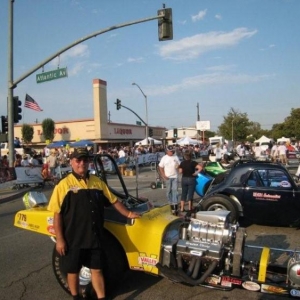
left=1, top=116, right=8, bottom=133
left=116, top=99, right=121, bottom=110
left=158, top=8, right=173, bottom=41
left=173, top=128, right=178, bottom=138
left=149, top=128, right=153, bottom=137
left=13, top=96, right=22, bottom=123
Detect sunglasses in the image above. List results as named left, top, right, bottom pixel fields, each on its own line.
left=74, top=157, right=89, bottom=163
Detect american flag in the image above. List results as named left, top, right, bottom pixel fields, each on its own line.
left=24, top=94, right=43, bottom=111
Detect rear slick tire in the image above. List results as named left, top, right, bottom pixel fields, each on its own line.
left=201, top=195, right=238, bottom=223
left=52, top=229, right=128, bottom=299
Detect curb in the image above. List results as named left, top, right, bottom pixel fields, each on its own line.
left=0, top=188, right=31, bottom=204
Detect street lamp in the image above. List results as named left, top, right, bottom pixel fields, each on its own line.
left=231, top=119, right=234, bottom=142
left=132, top=82, right=149, bottom=142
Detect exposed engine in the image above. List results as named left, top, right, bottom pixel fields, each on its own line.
left=158, top=210, right=245, bottom=286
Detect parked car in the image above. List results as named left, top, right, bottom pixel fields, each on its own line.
left=197, top=160, right=300, bottom=226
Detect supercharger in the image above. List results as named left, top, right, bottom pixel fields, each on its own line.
left=158, top=210, right=245, bottom=285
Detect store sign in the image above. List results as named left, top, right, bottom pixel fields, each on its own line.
left=114, top=128, right=132, bottom=135
left=37, top=128, right=69, bottom=136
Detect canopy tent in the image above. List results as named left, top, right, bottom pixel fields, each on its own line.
left=70, top=139, right=94, bottom=147
left=254, top=135, right=271, bottom=144
left=134, top=137, right=162, bottom=146
left=176, top=136, right=199, bottom=146
left=47, top=140, right=69, bottom=148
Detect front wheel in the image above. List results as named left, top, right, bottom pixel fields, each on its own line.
left=200, top=195, right=238, bottom=223
left=52, top=230, right=128, bottom=298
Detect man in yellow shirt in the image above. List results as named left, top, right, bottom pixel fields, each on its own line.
left=48, top=148, right=139, bottom=300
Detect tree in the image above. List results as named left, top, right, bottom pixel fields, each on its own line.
left=42, top=118, right=55, bottom=142
left=21, top=124, right=34, bottom=144
left=218, top=107, right=252, bottom=142
left=283, top=108, right=300, bottom=140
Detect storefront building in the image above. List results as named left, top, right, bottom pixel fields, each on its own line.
left=14, top=79, right=166, bottom=150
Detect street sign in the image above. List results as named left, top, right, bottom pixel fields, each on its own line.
left=136, top=121, right=142, bottom=125
left=36, top=67, right=68, bottom=83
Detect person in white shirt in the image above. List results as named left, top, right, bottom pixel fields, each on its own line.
left=271, top=143, right=278, bottom=162
left=254, top=143, right=262, bottom=159
left=214, top=143, right=222, bottom=162
left=29, top=154, right=40, bottom=166
left=236, top=143, right=245, bottom=158
left=159, top=145, right=181, bottom=215
left=21, top=155, right=30, bottom=167
left=117, top=147, right=126, bottom=164
left=277, top=142, right=287, bottom=164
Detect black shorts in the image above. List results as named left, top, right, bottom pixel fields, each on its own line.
left=61, top=248, right=104, bottom=273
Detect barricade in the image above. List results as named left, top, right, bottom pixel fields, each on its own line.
left=14, top=166, right=44, bottom=187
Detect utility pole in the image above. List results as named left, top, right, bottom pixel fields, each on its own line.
left=7, top=0, right=14, bottom=166
left=196, top=102, right=200, bottom=140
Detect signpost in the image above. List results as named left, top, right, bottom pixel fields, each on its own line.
left=196, top=121, right=211, bottom=142
left=36, top=68, right=68, bottom=83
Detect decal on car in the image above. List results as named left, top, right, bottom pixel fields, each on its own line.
left=242, top=281, right=260, bottom=291
left=138, top=253, right=158, bottom=272
left=261, top=284, right=288, bottom=294
left=253, top=192, right=281, bottom=201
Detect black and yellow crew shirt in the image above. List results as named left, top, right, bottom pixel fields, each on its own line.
left=48, top=172, right=117, bottom=249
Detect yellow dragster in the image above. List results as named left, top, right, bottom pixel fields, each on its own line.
left=14, top=154, right=300, bottom=299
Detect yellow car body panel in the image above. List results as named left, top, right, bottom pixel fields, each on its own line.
left=14, top=204, right=180, bottom=275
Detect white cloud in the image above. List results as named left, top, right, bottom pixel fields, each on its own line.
left=215, top=14, right=222, bottom=20
left=68, top=61, right=86, bottom=76
left=205, top=64, right=236, bottom=72
left=147, top=72, right=274, bottom=96
left=158, top=27, right=258, bottom=61
left=127, top=57, right=144, bottom=63
left=50, top=44, right=90, bottom=67
left=192, top=9, right=207, bottom=22
left=178, top=20, right=187, bottom=25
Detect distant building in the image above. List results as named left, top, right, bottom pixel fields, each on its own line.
left=14, top=79, right=166, bottom=151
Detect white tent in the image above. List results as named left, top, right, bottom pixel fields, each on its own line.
left=134, top=137, right=162, bottom=146
left=254, top=135, right=271, bottom=144
left=176, top=136, right=199, bottom=145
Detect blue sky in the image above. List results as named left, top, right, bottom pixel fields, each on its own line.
left=0, top=0, right=299, bottom=132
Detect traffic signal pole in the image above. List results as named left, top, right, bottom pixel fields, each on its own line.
left=7, top=0, right=14, bottom=165
left=7, top=1, right=172, bottom=166
left=115, top=100, right=147, bottom=127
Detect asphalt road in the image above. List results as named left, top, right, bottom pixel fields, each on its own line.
left=1, top=166, right=299, bottom=300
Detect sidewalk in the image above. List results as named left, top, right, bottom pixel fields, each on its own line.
left=0, top=180, right=35, bottom=203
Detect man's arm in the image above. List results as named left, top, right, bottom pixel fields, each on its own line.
left=53, top=212, right=67, bottom=256
left=159, top=166, right=168, bottom=180
left=113, top=201, right=140, bottom=219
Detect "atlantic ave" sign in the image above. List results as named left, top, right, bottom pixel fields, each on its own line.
left=36, top=68, right=68, bottom=83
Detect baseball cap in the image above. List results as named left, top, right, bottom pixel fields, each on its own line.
left=71, top=148, right=89, bottom=159
left=166, top=145, right=174, bottom=152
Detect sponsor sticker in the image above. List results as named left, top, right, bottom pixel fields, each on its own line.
left=290, top=289, right=300, bottom=297
left=130, top=266, right=144, bottom=271
left=261, top=284, right=288, bottom=294
left=242, top=281, right=260, bottom=291
left=221, top=276, right=242, bottom=286
left=47, top=225, right=55, bottom=235
left=205, top=275, right=221, bottom=285
left=138, top=256, right=158, bottom=266
left=47, top=217, right=54, bottom=225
